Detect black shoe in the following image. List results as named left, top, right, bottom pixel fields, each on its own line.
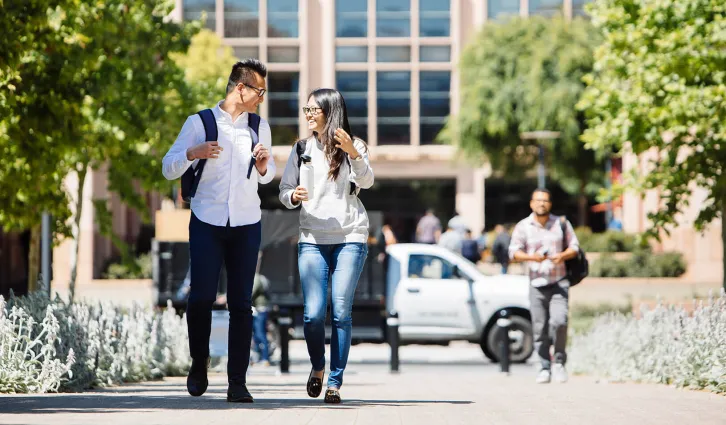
left=187, top=357, right=210, bottom=397
left=307, top=368, right=324, bottom=398
left=324, top=388, right=341, bottom=404
left=227, top=384, right=254, bottom=403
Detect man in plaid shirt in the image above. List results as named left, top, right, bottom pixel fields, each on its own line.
left=509, top=188, right=580, bottom=384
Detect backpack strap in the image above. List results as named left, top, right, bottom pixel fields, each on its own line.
left=559, top=216, right=569, bottom=250
left=295, top=139, right=308, bottom=186
left=246, top=112, right=262, bottom=179
left=345, top=155, right=359, bottom=196
left=188, top=108, right=217, bottom=199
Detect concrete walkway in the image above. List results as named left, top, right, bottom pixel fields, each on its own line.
left=2, top=343, right=724, bottom=425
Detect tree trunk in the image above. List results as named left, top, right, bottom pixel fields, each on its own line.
left=26, top=224, right=41, bottom=294
left=69, top=165, right=88, bottom=303
left=577, top=180, right=588, bottom=228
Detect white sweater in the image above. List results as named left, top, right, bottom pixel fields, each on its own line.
left=279, top=136, right=374, bottom=244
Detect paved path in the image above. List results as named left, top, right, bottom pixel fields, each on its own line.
left=2, top=343, right=724, bottom=425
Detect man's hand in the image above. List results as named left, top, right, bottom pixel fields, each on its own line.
left=530, top=253, right=546, bottom=263
left=550, top=253, right=565, bottom=264
left=253, top=144, right=270, bottom=175
left=187, top=142, right=222, bottom=160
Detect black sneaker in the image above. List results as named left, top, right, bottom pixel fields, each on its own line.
left=187, top=357, right=210, bottom=397
left=227, top=384, right=254, bottom=403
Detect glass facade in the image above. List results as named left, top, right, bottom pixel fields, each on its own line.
left=376, top=46, right=411, bottom=62
left=224, top=0, right=258, bottom=37
left=419, top=0, right=450, bottom=37
left=337, top=72, right=369, bottom=142
left=420, top=46, right=450, bottom=62
left=268, top=46, right=299, bottom=63
left=233, top=46, right=259, bottom=59
left=268, top=0, right=299, bottom=37
left=267, top=72, right=300, bottom=146
left=377, top=72, right=411, bottom=145
left=336, top=46, right=368, bottom=63
left=336, top=0, right=367, bottom=37
left=377, top=0, right=411, bottom=37
left=184, top=0, right=216, bottom=31
left=487, top=0, right=520, bottom=20
left=529, top=0, right=563, bottom=17
left=420, top=71, right=450, bottom=145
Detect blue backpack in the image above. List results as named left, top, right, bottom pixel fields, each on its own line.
left=181, top=109, right=262, bottom=202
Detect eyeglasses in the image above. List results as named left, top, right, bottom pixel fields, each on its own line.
left=302, top=106, right=323, bottom=116
left=242, top=83, right=266, bottom=97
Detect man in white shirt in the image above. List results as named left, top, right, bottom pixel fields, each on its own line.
left=162, top=59, right=276, bottom=403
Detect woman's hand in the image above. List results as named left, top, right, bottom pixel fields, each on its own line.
left=334, top=128, right=360, bottom=159
left=291, top=186, right=308, bottom=203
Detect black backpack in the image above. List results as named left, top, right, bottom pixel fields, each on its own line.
left=294, top=139, right=357, bottom=196
left=181, top=109, right=262, bottom=202
left=560, top=216, right=588, bottom=286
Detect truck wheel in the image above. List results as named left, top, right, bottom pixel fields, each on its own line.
left=481, top=315, right=533, bottom=364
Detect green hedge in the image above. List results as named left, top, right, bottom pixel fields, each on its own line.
left=575, top=227, right=643, bottom=253
left=103, top=253, right=152, bottom=279
left=589, top=249, right=687, bottom=278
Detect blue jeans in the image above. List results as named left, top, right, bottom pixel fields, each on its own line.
left=187, top=213, right=261, bottom=385
left=252, top=310, right=270, bottom=362
left=299, top=242, right=368, bottom=389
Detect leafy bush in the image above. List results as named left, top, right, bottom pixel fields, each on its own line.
left=570, top=292, right=726, bottom=394
left=589, top=249, right=686, bottom=278
left=575, top=227, right=641, bottom=252
left=103, top=253, right=152, bottom=279
left=0, top=291, right=190, bottom=393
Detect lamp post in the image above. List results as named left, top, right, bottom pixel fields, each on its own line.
left=520, top=131, right=561, bottom=189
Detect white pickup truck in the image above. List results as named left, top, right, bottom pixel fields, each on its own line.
left=387, top=243, right=534, bottom=363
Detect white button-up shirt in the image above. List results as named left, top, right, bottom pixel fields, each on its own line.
left=162, top=101, right=276, bottom=227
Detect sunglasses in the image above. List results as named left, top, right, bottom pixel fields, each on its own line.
left=302, top=106, right=323, bottom=116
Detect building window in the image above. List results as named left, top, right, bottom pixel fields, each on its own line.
left=336, top=46, right=368, bottom=63
left=528, top=0, right=563, bottom=17
left=377, top=71, right=411, bottom=145
left=267, top=72, right=300, bottom=146
left=420, top=71, right=450, bottom=145
left=223, top=0, right=257, bottom=37
left=573, top=0, right=591, bottom=17
left=268, top=46, right=299, bottom=63
left=487, top=0, right=520, bottom=20
left=184, top=0, right=216, bottom=31
left=376, top=46, right=411, bottom=62
left=233, top=46, right=260, bottom=59
left=377, top=0, right=410, bottom=37
left=419, top=0, right=450, bottom=37
left=336, top=0, right=367, bottom=37
left=336, top=72, right=368, bottom=142
left=268, top=0, right=299, bottom=38
left=420, top=46, right=450, bottom=62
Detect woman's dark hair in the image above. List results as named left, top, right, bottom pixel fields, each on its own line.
left=308, top=88, right=368, bottom=181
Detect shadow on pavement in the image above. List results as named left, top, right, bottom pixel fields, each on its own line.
left=0, top=394, right=473, bottom=414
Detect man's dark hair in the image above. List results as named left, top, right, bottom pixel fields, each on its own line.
left=226, top=59, right=267, bottom=93
left=531, top=188, right=551, bottom=199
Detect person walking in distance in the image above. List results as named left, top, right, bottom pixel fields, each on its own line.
left=509, top=188, right=580, bottom=384
left=416, top=209, right=442, bottom=244
left=491, top=224, right=512, bottom=274
left=279, top=88, right=374, bottom=404
left=162, top=59, right=275, bottom=403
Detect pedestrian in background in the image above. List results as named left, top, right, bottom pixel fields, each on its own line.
left=509, top=188, right=579, bottom=384
left=416, top=209, right=442, bottom=244
left=491, top=224, right=511, bottom=274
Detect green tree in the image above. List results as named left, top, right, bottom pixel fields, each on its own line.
left=579, top=0, right=726, bottom=289
left=441, top=16, right=604, bottom=226
left=0, top=1, right=199, bottom=298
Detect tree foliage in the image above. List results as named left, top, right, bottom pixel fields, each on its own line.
left=441, top=16, right=605, bottom=223
left=579, top=0, right=726, bottom=288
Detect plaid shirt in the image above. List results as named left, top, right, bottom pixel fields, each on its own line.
left=508, top=213, right=580, bottom=286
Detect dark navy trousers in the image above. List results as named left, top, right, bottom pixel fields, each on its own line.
left=187, top=213, right=261, bottom=385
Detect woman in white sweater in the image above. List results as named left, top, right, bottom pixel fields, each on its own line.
left=279, top=88, right=374, bottom=404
